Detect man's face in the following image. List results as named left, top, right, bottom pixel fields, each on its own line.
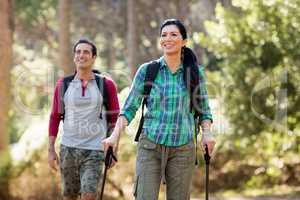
left=73, top=43, right=96, bottom=69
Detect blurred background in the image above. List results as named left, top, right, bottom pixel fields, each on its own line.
left=0, top=0, right=299, bottom=199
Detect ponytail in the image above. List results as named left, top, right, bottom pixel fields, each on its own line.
left=182, top=46, right=198, bottom=69
left=182, top=47, right=199, bottom=88
left=182, top=47, right=200, bottom=113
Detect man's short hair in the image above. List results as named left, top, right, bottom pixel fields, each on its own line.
left=73, top=39, right=97, bottom=57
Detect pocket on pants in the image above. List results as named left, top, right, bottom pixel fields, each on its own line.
left=137, top=134, right=157, bottom=163
left=138, top=133, right=156, bottom=150
left=60, top=145, right=76, bottom=169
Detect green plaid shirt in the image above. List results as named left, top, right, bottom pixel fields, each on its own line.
left=121, top=57, right=212, bottom=146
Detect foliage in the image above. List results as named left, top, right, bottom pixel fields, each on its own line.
left=0, top=151, right=11, bottom=199
left=6, top=0, right=300, bottom=197
left=199, top=0, right=300, bottom=187
left=8, top=109, right=26, bottom=143
left=15, top=0, right=57, bottom=22
left=14, top=0, right=58, bottom=47
left=200, top=0, right=300, bottom=135
left=8, top=44, right=54, bottom=144
left=0, top=151, right=11, bottom=179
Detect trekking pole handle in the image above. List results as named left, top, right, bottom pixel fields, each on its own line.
left=204, top=145, right=211, bottom=165
left=105, top=146, right=117, bottom=167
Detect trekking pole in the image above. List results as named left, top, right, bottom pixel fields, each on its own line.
left=99, top=146, right=117, bottom=200
left=204, top=145, right=211, bottom=200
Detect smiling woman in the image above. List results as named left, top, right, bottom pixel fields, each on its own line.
left=160, top=25, right=186, bottom=59
left=102, top=18, right=215, bottom=200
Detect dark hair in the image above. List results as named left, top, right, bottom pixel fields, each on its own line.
left=73, top=39, right=97, bottom=57
left=160, top=18, right=199, bottom=68
left=160, top=18, right=187, bottom=40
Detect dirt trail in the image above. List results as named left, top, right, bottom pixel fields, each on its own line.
left=192, top=195, right=299, bottom=200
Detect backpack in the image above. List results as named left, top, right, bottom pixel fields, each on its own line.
left=59, top=69, right=110, bottom=124
left=134, top=60, right=202, bottom=142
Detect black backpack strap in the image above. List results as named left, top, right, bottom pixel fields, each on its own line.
left=92, top=69, right=101, bottom=74
left=93, top=70, right=107, bottom=110
left=60, top=74, right=75, bottom=121
left=95, top=73, right=111, bottom=137
left=60, top=70, right=109, bottom=122
left=134, top=60, right=160, bottom=142
left=95, top=74, right=109, bottom=117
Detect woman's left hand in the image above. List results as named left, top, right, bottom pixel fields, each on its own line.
left=202, top=133, right=216, bottom=156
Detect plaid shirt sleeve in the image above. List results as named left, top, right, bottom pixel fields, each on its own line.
left=120, top=63, right=147, bottom=123
left=198, top=65, right=213, bottom=122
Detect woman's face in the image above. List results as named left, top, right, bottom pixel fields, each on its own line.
left=160, top=24, right=187, bottom=56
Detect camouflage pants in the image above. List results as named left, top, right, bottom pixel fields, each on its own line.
left=134, top=133, right=196, bottom=200
left=59, top=145, right=104, bottom=197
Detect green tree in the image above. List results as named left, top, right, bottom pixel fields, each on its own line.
left=201, top=0, right=300, bottom=134
left=199, top=0, right=300, bottom=186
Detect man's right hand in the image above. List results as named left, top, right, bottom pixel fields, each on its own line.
left=102, top=132, right=120, bottom=168
left=48, top=149, right=59, bottom=171
left=102, top=131, right=119, bottom=153
left=102, top=116, right=127, bottom=168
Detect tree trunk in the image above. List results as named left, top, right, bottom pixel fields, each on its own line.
left=127, top=0, right=138, bottom=79
left=106, top=32, right=116, bottom=72
left=175, top=0, right=190, bottom=21
left=219, top=0, right=232, bottom=8
left=59, top=0, right=73, bottom=75
left=0, top=0, right=13, bottom=199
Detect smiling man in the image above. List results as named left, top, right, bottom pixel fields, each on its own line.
left=48, top=39, right=120, bottom=200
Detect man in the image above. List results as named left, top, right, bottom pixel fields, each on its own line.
left=48, top=39, right=120, bottom=200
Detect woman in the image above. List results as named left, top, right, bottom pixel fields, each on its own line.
left=102, top=18, right=215, bottom=200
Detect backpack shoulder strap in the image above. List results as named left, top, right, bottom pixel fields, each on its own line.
left=134, top=60, right=160, bottom=142
left=95, top=73, right=109, bottom=118
left=143, top=60, right=160, bottom=97
left=60, top=74, right=75, bottom=120
left=62, top=74, right=75, bottom=94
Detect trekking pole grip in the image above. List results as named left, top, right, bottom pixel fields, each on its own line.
left=105, top=146, right=117, bottom=167
left=204, top=145, right=211, bottom=165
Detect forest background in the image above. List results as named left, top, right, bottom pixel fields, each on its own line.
left=0, top=0, right=299, bottom=199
